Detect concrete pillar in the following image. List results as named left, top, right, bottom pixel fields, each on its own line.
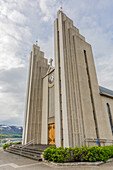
left=54, top=19, right=62, bottom=147
left=41, top=76, right=48, bottom=144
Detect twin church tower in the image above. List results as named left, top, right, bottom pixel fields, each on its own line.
left=22, top=11, right=113, bottom=148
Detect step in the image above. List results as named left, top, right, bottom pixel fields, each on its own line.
left=7, top=148, right=42, bottom=157
left=17, top=144, right=51, bottom=150
left=6, top=149, right=42, bottom=161
left=5, top=144, right=52, bottom=161
left=12, top=145, right=45, bottom=152
left=8, top=146, right=43, bottom=154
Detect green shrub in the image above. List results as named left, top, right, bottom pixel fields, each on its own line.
left=43, top=146, right=74, bottom=163
left=87, top=146, right=110, bottom=162
left=12, top=141, right=22, bottom=144
left=43, top=146, right=66, bottom=163
left=3, top=143, right=10, bottom=150
left=43, top=146, right=56, bottom=161
left=43, top=145, right=113, bottom=163
left=3, top=141, right=22, bottom=150
left=74, top=146, right=89, bottom=162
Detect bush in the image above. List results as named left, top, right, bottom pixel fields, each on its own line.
left=87, top=146, right=110, bottom=162
left=43, top=145, right=113, bottom=163
left=3, top=141, right=22, bottom=150
left=73, top=146, right=89, bottom=162
left=3, top=143, right=9, bottom=150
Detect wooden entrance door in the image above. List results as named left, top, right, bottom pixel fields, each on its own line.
left=48, top=123, right=55, bottom=145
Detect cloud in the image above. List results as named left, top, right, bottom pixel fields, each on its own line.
left=8, top=10, right=28, bottom=25
left=0, top=0, right=32, bottom=71
left=78, top=9, right=113, bottom=90
left=62, top=0, right=113, bottom=90
left=0, top=0, right=32, bottom=125
left=38, top=0, right=113, bottom=90
left=0, top=67, right=28, bottom=126
left=0, top=0, right=113, bottom=126
left=38, top=0, right=59, bottom=22
left=39, top=32, right=54, bottom=60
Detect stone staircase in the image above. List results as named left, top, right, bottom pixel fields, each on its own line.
left=6, top=144, right=51, bottom=161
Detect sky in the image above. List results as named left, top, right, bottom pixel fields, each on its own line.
left=0, top=0, right=113, bottom=126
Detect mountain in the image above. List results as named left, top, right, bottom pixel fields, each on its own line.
left=0, top=125, right=23, bottom=138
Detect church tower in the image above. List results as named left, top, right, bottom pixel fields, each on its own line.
left=54, top=11, right=112, bottom=148
left=23, top=10, right=113, bottom=148
left=22, top=45, right=49, bottom=144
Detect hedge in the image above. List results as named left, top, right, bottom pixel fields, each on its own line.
left=43, top=145, right=113, bottom=163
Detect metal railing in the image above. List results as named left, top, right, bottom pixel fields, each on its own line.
left=19, top=138, right=37, bottom=154
left=84, top=138, right=113, bottom=146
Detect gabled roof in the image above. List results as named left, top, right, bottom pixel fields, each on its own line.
left=99, top=86, right=113, bottom=97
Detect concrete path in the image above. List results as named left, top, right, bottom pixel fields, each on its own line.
left=0, top=148, right=113, bottom=170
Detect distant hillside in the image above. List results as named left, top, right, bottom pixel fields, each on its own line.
left=0, top=125, right=23, bottom=138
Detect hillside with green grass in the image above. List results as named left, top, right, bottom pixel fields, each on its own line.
left=0, top=125, right=23, bottom=138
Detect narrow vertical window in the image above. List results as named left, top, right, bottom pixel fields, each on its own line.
left=106, top=103, right=113, bottom=134
left=84, top=50, right=99, bottom=144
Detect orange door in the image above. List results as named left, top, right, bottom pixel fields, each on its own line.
left=48, top=124, right=55, bottom=145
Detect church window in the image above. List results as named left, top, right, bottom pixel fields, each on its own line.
left=48, top=86, right=55, bottom=118
left=84, top=50, right=99, bottom=141
left=106, top=103, right=113, bottom=134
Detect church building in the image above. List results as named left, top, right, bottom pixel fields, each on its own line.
left=22, top=11, right=113, bottom=148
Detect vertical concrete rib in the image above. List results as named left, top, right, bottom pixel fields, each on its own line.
left=64, top=20, right=74, bottom=147
left=41, top=76, right=48, bottom=144
left=27, top=48, right=37, bottom=142
left=22, top=52, right=32, bottom=144
left=73, top=34, right=85, bottom=146
left=24, top=50, right=34, bottom=144
left=69, top=29, right=79, bottom=147
left=58, top=11, right=69, bottom=147
left=54, top=19, right=62, bottom=147
left=29, top=53, right=37, bottom=142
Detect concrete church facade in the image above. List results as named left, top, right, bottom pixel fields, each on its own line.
left=22, top=11, right=113, bottom=148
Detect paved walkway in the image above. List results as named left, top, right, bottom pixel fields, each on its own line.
left=0, top=148, right=113, bottom=170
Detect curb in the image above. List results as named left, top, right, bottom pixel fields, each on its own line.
left=43, top=158, right=113, bottom=166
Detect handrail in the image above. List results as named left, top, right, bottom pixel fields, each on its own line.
left=20, top=138, right=37, bottom=153
left=84, top=138, right=113, bottom=142
left=22, top=139, right=34, bottom=148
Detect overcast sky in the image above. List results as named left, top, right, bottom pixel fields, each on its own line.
left=0, top=0, right=113, bottom=126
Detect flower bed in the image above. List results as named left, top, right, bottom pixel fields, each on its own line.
left=43, top=145, right=113, bottom=163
